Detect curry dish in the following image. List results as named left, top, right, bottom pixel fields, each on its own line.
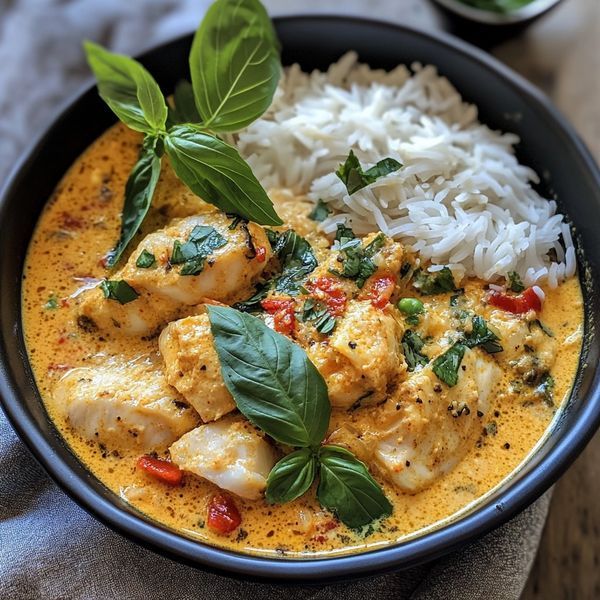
left=22, top=124, right=583, bottom=557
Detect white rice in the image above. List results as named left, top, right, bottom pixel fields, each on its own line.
left=233, top=52, right=576, bottom=287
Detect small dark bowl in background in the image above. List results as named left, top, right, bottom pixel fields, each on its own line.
left=431, top=0, right=564, bottom=47
left=0, top=15, right=599, bottom=583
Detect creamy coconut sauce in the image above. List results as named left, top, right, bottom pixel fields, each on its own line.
left=22, top=123, right=583, bottom=557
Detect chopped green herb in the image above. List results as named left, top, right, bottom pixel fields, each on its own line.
left=170, top=225, right=227, bottom=276
left=273, top=230, right=318, bottom=295
left=432, top=343, right=466, bottom=387
left=100, top=279, right=140, bottom=304
left=507, top=271, right=525, bottom=293
left=450, top=289, right=465, bottom=307
left=413, top=267, right=457, bottom=296
left=135, top=249, right=156, bottom=268
left=308, top=199, right=331, bottom=222
left=402, top=330, right=429, bottom=371
left=535, top=373, right=555, bottom=407
left=44, top=295, right=59, bottom=310
left=336, top=150, right=402, bottom=195
left=331, top=226, right=386, bottom=288
left=397, top=297, right=424, bottom=316
left=299, top=297, right=336, bottom=334
left=399, top=262, right=412, bottom=279
left=265, top=228, right=280, bottom=248
left=233, top=284, right=270, bottom=312
left=464, top=315, right=503, bottom=354
left=484, top=421, right=498, bottom=436
left=529, top=319, right=555, bottom=338
left=405, top=315, right=420, bottom=326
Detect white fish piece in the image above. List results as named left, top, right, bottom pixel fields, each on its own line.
left=53, top=355, right=199, bottom=452
left=169, top=416, right=277, bottom=500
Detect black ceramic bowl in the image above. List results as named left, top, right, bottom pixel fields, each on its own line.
left=1, top=16, right=599, bottom=583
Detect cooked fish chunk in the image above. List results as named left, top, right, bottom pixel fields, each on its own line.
left=78, top=288, right=182, bottom=337
left=53, top=355, right=199, bottom=452
left=121, top=212, right=272, bottom=304
left=169, top=416, right=277, bottom=500
left=77, top=212, right=272, bottom=336
left=374, top=349, right=500, bottom=493
left=159, top=314, right=235, bottom=422
left=306, top=300, right=405, bottom=408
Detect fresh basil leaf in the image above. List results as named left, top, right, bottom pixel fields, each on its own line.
left=336, top=150, right=402, bottom=195
left=170, top=225, right=227, bottom=276
left=308, top=199, right=331, bottom=222
left=135, top=249, right=156, bottom=268
left=317, top=445, right=392, bottom=529
left=105, top=137, right=162, bottom=267
left=402, top=330, right=429, bottom=371
left=266, top=448, right=317, bottom=504
left=99, top=279, right=140, bottom=304
left=189, top=0, right=280, bottom=132
left=432, top=343, right=466, bottom=387
left=413, top=267, right=457, bottom=295
left=507, top=271, right=525, bottom=293
left=207, top=305, right=330, bottom=447
left=464, top=315, right=503, bottom=354
left=169, top=80, right=202, bottom=125
left=84, top=41, right=167, bottom=134
left=165, top=125, right=282, bottom=226
left=273, top=230, right=318, bottom=295
left=334, top=223, right=356, bottom=244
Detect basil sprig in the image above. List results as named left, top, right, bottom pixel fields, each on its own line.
left=208, top=305, right=391, bottom=528
left=84, top=0, right=282, bottom=268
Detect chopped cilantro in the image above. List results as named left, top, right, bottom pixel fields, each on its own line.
left=507, top=271, right=525, bottom=293
left=170, top=225, right=227, bottom=276
left=135, top=249, right=156, bottom=268
left=299, top=297, right=336, bottom=335
left=308, top=199, right=331, bottom=222
left=413, top=267, right=457, bottom=296
left=464, top=315, right=503, bottom=354
left=401, top=330, right=429, bottom=371
left=100, top=279, right=140, bottom=304
left=336, top=150, right=402, bottom=195
left=432, top=343, right=466, bottom=387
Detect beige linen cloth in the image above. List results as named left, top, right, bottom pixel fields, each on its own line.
left=0, top=1, right=552, bottom=598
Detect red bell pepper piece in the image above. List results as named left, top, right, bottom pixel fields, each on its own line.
left=137, top=455, right=183, bottom=486
left=488, top=287, right=542, bottom=314
left=207, top=493, right=242, bottom=534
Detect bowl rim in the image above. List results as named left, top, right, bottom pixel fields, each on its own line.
left=1, top=13, right=600, bottom=583
left=433, top=0, right=563, bottom=25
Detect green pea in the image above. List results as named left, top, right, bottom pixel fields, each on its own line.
left=397, top=297, right=424, bottom=315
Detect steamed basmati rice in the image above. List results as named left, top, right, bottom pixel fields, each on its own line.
left=233, top=52, right=576, bottom=288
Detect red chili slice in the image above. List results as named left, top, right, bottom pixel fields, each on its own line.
left=260, top=298, right=296, bottom=335
left=488, top=287, right=542, bottom=314
left=255, top=246, right=267, bottom=262
left=305, top=277, right=347, bottom=316
left=360, top=274, right=396, bottom=308
left=137, top=455, right=183, bottom=486
left=207, top=493, right=242, bottom=534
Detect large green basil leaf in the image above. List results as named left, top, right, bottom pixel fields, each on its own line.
left=189, top=0, right=280, bottom=132
left=84, top=41, right=168, bottom=133
left=106, top=137, right=162, bottom=267
left=266, top=448, right=317, bottom=504
left=206, top=305, right=330, bottom=447
left=317, top=445, right=392, bottom=529
left=165, top=125, right=282, bottom=225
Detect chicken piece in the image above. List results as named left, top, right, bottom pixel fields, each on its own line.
left=77, top=212, right=272, bottom=336
left=169, top=416, right=277, bottom=500
left=53, top=355, right=199, bottom=452
left=373, top=349, right=500, bottom=493
left=159, top=314, right=235, bottom=422
left=306, top=300, right=405, bottom=408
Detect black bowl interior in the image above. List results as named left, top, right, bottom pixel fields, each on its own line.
left=1, top=16, right=599, bottom=583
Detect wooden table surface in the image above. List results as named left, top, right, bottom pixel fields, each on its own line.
left=490, top=1, right=600, bottom=596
